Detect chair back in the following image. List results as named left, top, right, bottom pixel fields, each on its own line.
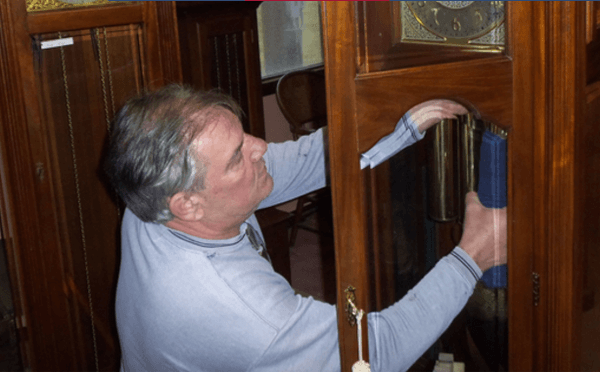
left=276, top=70, right=327, bottom=140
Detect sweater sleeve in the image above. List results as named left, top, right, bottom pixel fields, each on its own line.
left=258, top=112, right=425, bottom=209
left=367, top=247, right=482, bottom=372
left=258, top=129, right=327, bottom=209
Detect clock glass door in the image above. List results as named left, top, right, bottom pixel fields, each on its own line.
left=368, top=115, right=508, bottom=371
left=323, top=1, right=518, bottom=370
left=358, top=4, right=509, bottom=370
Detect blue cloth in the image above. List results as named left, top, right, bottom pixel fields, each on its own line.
left=477, top=130, right=507, bottom=288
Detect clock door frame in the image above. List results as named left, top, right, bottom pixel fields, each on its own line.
left=322, top=2, right=586, bottom=371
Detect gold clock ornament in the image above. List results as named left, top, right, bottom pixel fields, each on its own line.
left=27, top=0, right=134, bottom=13
left=397, top=1, right=505, bottom=50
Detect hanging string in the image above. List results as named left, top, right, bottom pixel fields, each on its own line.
left=95, top=27, right=122, bottom=216
left=59, top=31, right=100, bottom=372
left=95, top=28, right=111, bottom=131
left=103, top=27, right=116, bottom=118
left=347, top=296, right=371, bottom=372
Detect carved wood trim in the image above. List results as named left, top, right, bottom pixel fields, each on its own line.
left=27, top=4, right=143, bottom=34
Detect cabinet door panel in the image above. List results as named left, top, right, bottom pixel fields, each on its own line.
left=33, top=25, right=146, bottom=370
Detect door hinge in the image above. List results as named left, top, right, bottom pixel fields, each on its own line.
left=532, top=272, right=540, bottom=306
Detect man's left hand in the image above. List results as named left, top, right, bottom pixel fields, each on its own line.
left=408, top=100, right=470, bottom=134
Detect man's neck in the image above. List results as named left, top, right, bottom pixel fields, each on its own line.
left=165, top=218, right=242, bottom=240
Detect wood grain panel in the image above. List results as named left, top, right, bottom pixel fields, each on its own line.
left=506, top=2, right=538, bottom=371
left=355, top=57, right=512, bottom=153
left=155, top=2, right=183, bottom=85
left=546, top=2, right=586, bottom=371
left=33, top=25, right=148, bottom=370
left=322, top=2, right=372, bottom=369
left=1, top=0, right=81, bottom=369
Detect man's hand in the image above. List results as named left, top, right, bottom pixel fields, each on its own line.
left=458, top=192, right=507, bottom=272
left=408, top=99, right=470, bottom=134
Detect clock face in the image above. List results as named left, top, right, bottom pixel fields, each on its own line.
left=400, top=1, right=505, bottom=48
left=405, top=1, right=505, bottom=41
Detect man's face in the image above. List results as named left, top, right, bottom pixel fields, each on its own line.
left=194, top=108, right=274, bottom=228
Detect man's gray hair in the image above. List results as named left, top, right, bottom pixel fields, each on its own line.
left=104, top=84, right=243, bottom=223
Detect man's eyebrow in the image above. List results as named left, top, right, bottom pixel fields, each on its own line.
left=225, top=139, right=243, bottom=171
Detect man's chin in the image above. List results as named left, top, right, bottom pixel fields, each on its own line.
left=263, top=175, right=274, bottom=197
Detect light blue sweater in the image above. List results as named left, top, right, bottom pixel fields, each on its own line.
left=116, top=117, right=481, bottom=372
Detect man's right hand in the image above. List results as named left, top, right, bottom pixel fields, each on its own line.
left=458, top=191, right=507, bottom=272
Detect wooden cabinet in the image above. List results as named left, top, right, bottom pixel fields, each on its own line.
left=0, top=1, right=271, bottom=369
left=323, top=2, right=598, bottom=371
left=0, top=1, right=180, bottom=370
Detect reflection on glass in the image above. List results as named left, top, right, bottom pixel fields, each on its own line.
left=375, top=114, right=508, bottom=370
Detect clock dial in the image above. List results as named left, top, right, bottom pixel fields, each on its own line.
left=400, top=1, right=505, bottom=49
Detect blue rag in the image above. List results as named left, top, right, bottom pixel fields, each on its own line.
left=477, top=130, right=507, bottom=288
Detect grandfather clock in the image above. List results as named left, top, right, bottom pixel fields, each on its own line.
left=323, top=2, right=600, bottom=371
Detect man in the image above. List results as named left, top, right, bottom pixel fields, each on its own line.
left=105, top=85, right=506, bottom=371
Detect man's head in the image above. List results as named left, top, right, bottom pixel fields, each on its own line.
left=105, top=84, right=245, bottom=224
left=167, top=107, right=274, bottom=238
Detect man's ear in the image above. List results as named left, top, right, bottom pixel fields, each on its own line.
left=168, top=192, right=204, bottom=221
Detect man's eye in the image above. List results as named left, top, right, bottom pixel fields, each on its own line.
left=232, top=155, right=243, bottom=168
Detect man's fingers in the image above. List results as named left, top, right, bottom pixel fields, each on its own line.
left=410, top=99, right=470, bottom=133
left=465, top=191, right=481, bottom=206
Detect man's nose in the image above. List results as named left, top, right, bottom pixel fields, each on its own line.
left=248, top=136, right=267, bottom=162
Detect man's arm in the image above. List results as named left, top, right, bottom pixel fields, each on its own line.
left=368, top=191, right=507, bottom=371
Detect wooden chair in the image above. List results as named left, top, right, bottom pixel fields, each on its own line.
left=276, top=70, right=330, bottom=247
